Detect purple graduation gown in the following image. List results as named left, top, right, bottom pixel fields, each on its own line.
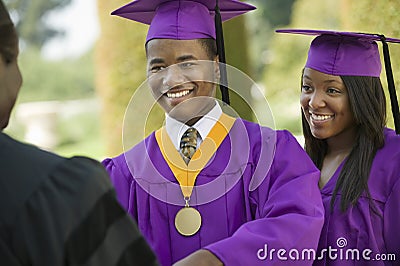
left=103, top=118, right=324, bottom=266
left=314, top=128, right=400, bottom=265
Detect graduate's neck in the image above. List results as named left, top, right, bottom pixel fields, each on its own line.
left=170, top=100, right=216, bottom=127
left=326, top=126, right=357, bottom=157
left=168, top=114, right=203, bottom=127
left=320, top=129, right=356, bottom=189
left=185, top=117, right=202, bottom=127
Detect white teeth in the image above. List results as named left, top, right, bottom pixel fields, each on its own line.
left=166, top=90, right=191, bottom=98
left=310, top=113, right=333, bottom=121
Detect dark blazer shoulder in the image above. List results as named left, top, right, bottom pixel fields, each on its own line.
left=0, top=133, right=65, bottom=223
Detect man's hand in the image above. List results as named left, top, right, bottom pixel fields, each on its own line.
left=173, top=249, right=223, bottom=266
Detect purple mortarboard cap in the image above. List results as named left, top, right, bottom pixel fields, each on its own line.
left=112, top=0, right=255, bottom=42
left=276, top=29, right=400, bottom=77
left=112, top=0, right=255, bottom=105
left=276, top=28, right=400, bottom=134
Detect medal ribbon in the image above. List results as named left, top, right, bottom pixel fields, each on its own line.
left=155, top=113, right=235, bottom=199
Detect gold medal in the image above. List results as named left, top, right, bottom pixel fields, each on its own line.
left=155, top=114, right=235, bottom=237
left=175, top=207, right=202, bottom=236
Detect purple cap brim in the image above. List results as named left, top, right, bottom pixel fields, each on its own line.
left=276, top=29, right=400, bottom=44
left=112, top=0, right=255, bottom=23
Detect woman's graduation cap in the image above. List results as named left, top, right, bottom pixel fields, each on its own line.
left=111, top=0, right=256, bottom=105
left=277, top=29, right=400, bottom=134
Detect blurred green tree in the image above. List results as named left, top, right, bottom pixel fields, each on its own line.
left=17, top=49, right=95, bottom=102
left=252, top=0, right=295, bottom=27
left=4, top=0, right=71, bottom=49
left=224, top=16, right=254, bottom=122
left=247, top=0, right=296, bottom=79
left=95, top=0, right=154, bottom=156
left=346, top=0, right=400, bottom=129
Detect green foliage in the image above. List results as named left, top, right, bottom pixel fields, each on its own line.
left=54, top=110, right=105, bottom=160
left=290, top=0, right=341, bottom=28
left=347, top=0, right=400, bottom=129
left=96, top=0, right=151, bottom=156
left=17, top=48, right=95, bottom=102
left=4, top=0, right=71, bottom=48
left=252, top=0, right=296, bottom=27
left=224, top=16, right=254, bottom=122
left=261, top=0, right=342, bottom=134
left=246, top=0, right=296, bottom=80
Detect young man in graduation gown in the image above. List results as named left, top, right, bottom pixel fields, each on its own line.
left=103, top=1, right=325, bottom=265
left=0, top=1, right=158, bottom=265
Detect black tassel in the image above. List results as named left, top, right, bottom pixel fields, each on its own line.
left=215, top=0, right=230, bottom=105
left=379, top=35, right=400, bottom=134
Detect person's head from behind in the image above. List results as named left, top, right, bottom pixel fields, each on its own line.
left=112, top=0, right=255, bottom=125
left=0, top=0, right=22, bottom=130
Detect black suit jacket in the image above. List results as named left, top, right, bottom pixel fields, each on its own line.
left=0, top=132, right=158, bottom=266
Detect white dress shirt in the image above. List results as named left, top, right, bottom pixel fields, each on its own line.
left=165, top=102, right=223, bottom=151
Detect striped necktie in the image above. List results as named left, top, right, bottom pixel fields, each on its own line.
left=180, top=127, right=199, bottom=164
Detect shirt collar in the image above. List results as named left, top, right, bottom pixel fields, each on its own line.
left=165, top=101, right=223, bottom=150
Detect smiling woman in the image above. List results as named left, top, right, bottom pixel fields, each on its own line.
left=300, top=68, right=356, bottom=143
left=277, top=28, right=400, bottom=266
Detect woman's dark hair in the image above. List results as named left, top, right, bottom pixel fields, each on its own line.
left=302, top=75, right=386, bottom=212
